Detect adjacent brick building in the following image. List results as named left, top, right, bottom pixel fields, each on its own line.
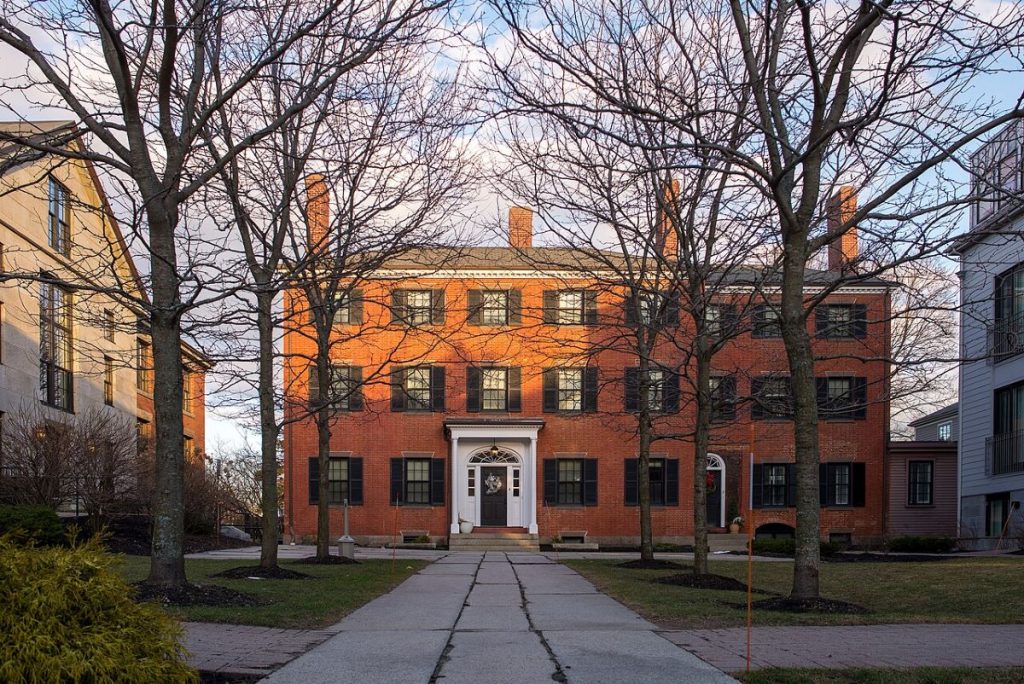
left=283, top=186, right=892, bottom=547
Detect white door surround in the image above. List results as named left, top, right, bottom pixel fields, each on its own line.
left=707, top=453, right=726, bottom=528
left=445, top=419, right=544, bottom=535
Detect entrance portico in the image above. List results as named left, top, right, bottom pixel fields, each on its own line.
left=445, top=418, right=544, bottom=535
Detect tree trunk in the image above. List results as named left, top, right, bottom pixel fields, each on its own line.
left=145, top=205, right=188, bottom=588
left=780, top=235, right=821, bottom=600
left=315, top=348, right=332, bottom=560
left=637, top=356, right=654, bottom=561
left=692, top=350, right=712, bottom=576
left=256, top=288, right=280, bottom=568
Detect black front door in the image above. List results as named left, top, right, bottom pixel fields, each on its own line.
left=706, top=470, right=722, bottom=528
left=480, top=467, right=507, bottom=526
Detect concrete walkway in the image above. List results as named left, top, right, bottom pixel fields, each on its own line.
left=259, top=551, right=735, bottom=683
left=664, top=624, right=1024, bottom=672
left=183, top=623, right=331, bottom=679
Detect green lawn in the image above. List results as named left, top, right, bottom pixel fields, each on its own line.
left=737, top=667, right=1024, bottom=683
left=564, top=558, right=1024, bottom=629
left=117, top=557, right=426, bottom=629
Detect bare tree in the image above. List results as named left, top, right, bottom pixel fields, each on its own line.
left=0, top=404, right=77, bottom=507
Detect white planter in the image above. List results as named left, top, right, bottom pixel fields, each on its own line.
left=459, top=521, right=474, bottom=534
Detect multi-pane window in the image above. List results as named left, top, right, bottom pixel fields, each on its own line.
left=831, top=463, right=851, bottom=506
left=136, top=419, right=152, bottom=452
left=826, top=377, right=853, bottom=415
left=649, top=459, right=666, bottom=506
left=973, top=124, right=1021, bottom=226
left=816, top=304, right=867, bottom=339
left=908, top=461, right=933, bottom=505
left=557, top=368, right=583, bottom=411
left=406, top=290, right=433, bottom=325
left=47, top=177, right=71, bottom=256
left=136, top=340, right=152, bottom=392
left=406, top=366, right=431, bottom=410
left=333, top=295, right=351, bottom=325
left=753, top=305, right=782, bottom=338
left=404, top=458, right=431, bottom=504
left=40, top=281, right=73, bottom=411
left=103, top=356, right=114, bottom=406
left=710, top=376, right=737, bottom=421
left=557, top=291, right=584, bottom=324
left=328, top=458, right=350, bottom=504
left=557, top=459, right=583, bottom=505
left=481, top=291, right=509, bottom=325
left=705, top=304, right=734, bottom=338
left=994, top=264, right=1024, bottom=357
left=938, top=422, right=952, bottom=441
left=182, top=369, right=194, bottom=414
left=752, top=376, right=792, bottom=419
left=764, top=465, right=788, bottom=507
left=482, top=368, right=508, bottom=410
left=184, top=435, right=194, bottom=459
left=330, top=365, right=358, bottom=410
left=103, top=309, right=115, bottom=342
left=647, top=369, right=664, bottom=412
left=467, top=468, right=476, bottom=497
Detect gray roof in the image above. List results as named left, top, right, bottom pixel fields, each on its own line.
left=907, top=402, right=958, bottom=428
left=0, top=120, right=79, bottom=172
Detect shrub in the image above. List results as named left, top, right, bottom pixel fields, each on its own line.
left=751, top=538, right=838, bottom=557
left=0, top=535, right=197, bottom=683
left=888, top=535, right=956, bottom=554
left=0, top=505, right=64, bottom=546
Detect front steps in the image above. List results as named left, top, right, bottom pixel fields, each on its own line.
left=449, top=531, right=540, bottom=552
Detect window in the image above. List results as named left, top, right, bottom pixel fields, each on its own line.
left=184, top=435, right=194, bottom=459
left=390, top=457, right=444, bottom=505
left=752, top=305, right=782, bottom=338
left=973, top=127, right=1022, bottom=227
left=136, top=419, right=152, bottom=452
left=0, top=302, right=4, bottom=364
left=815, top=304, right=867, bottom=339
left=938, top=422, right=952, bottom=441
left=752, top=376, right=792, bottom=420
left=628, top=292, right=678, bottom=328
left=103, top=356, right=114, bottom=406
left=404, top=459, right=430, bottom=504
left=648, top=459, right=666, bottom=505
left=994, top=382, right=1024, bottom=436
left=482, top=368, right=508, bottom=410
left=543, top=367, right=597, bottom=412
left=764, top=465, right=788, bottom=507
left=543, top=457, right=598, bottom=506
left=391, top=365, right=444, bottom=412
left=646, top=369, right=664, bottom=412
left=182, top=369, right=193, bottom=414
left=820, top=462, right=866, bottom=507
left=406, top=290, right=432, bottom=325
left=994, top=264, right=1024, bottom=357
left=624, top=367, right=679, bottom=414
left=705, top=304, right=735, bottom=338
left=544, top=289, right=596, bottom=325
left=557, top=368, right=582, bottom=411
left=332, top=289, right=362, bottom=325
left=47, top=177, right=71, bottom=256
left=406, top=366, right=431, bottom=410
left=831, top=463, right=851, bottom=506
left=752, top=463, right=795, bottom=508
left=467, top=468, right=475, bottom=497
left=333, top=365, right=363, bottom=410
left=908, top=461, right=933, bottom=505
left=103, top=309, right=115, bottom=342
left=817, top=376, right=867, bottom=420
left=481, top=291, right=509, bottom=325
left=0, top=243, right=4, bottom=272
left=623, top=457, right=679, bottom=506
left=308, top=456, right=363, bottom=505
left=710, top=376, right=737, bottom=421
left=136, top=340, right=152, bottom=392
left=40, top=280, right=73, bottom=411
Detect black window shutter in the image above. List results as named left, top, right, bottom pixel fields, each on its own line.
left=390, top=458, right=403, bottom=505
left=350, top=289, right=363, bottom=324
left=508, top=289, right=522, bottom=325
left=751, top=464, right=764, bottom=508
left=819, top=463, right=828, bottom=506
left=542, top=369, right=558, bottom=412
left=466, top=366, right=481, bottom=412
left=816, top=378, right=829, bottom=416
left=583, top=291, right=598, bottom=325
left=543, top=459, right=557, bottom=505
left=624, top=294, right=637, bottom=326
left=624, top=458, right=639, bottom=506
left=853, top=304, right=868, bottom=338
left=583, top=459, right=598, bottom=506
left=349, top=458, right=364, bottom=505
left=430, top=459, right=446, bottom=505
left=467, top=289, right=482, bottom=325
left=391, top=289, right=407, bottom=324
left=390, top=367, right=406, bottom=412
left=542, top=290, right=558, bottom=323
left=349, top=367, right=364, bottom=411
left=718, top=376, right=737, bottom=420
left=583, top=367, right=599, bottom=412
left=508, top=367, right=522, bottom=412
left=786, top=464, right=797, bottom=507
left=852, top=462, right=866, bottom=507
left=624, top=367, right=640, bottom=412
left=853, top=377, right=868, bottom=419
left=664, top=371, right=681, bottom=413
left=663, top=295, right=681, bottom=328
left=430, top=366, right=446, bottom=412
left=721, top=304, right=739, bottom=335
left=431, top=289, right=446, bottom=325
left=666, top=459, right=680, bottom=506
left=815, top=305, right=829, bottom=337
left=308, top=457, right=319, bottom=504
left=750, top=377, right=765, bottom=420
left=308, top=367, right=320, bottom=405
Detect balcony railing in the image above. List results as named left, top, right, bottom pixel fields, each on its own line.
left=986, top=430, right=1024, bottom=476
left=988, top=314, right=1024, bottom=359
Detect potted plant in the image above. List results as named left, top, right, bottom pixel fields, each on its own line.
left=729, top=516, right=744, bottom=534
left=458, top=517, right=474, bottom=534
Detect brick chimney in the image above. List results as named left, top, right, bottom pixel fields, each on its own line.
left=509, top=206, right=533, bottom=249
left=827, top=185, right=858, bottom=271
left=305, top=173, right=330, bottom=251
left=657, top=179, right=680, bottom=257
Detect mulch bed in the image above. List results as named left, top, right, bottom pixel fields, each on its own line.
left=750, top=596, right=870, bottom=615
left=211, top=565, right=312, bottom=580
left=295, top=555, right=359, bottom=565
left=133, top=581, right=261, bottom=607
left=825, top=552, right=955, bottom=563
left=617, top=559, right=688, bottom=570
left=653, top=573, right=775, bottom=594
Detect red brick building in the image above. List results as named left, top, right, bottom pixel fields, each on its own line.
left=283, top=194, right=891, bottom=547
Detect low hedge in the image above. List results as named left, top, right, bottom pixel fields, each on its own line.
left=751, top=538, right=839, bottom=557
left=887, top=535, right=956, bottom=553
left=0, top=535, right=197, bottom=683
left=0, top=505, right=64, bottom=546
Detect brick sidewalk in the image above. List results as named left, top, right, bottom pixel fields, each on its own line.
left=662, top=624, right=1024, bottom=672
left=183, top=622, right=331, bottom=679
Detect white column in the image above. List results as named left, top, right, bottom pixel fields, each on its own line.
left=528, top=436, right=539, bottom=534
left=450, top=436, right=460, bottom=534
